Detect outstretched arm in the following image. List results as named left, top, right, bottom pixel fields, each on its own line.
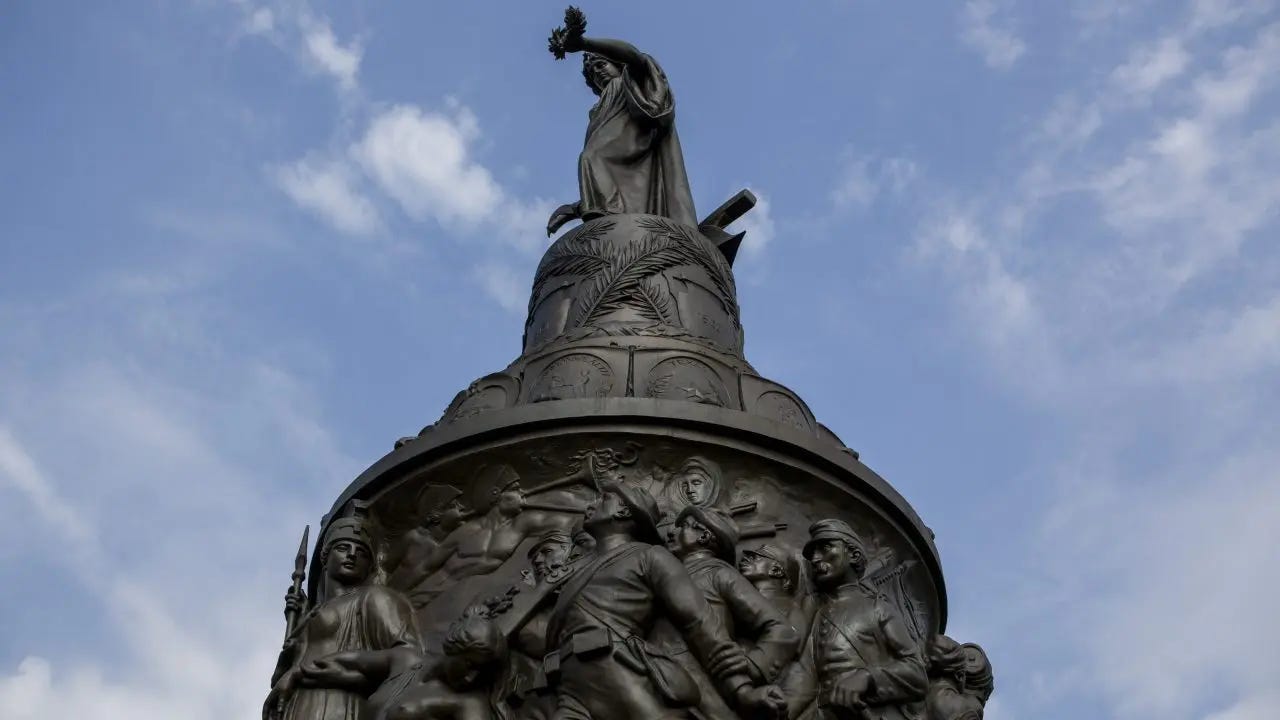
left=578, top=37, right=648, bottom=78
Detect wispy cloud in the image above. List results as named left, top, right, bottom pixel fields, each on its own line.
left=274, top=154, right=382, bottom=236
left=232, top=2, right=362, bottom=94
left=960, top=0, right=1027, bottom=70
left=831, top=154, right=918, bottom=210
left=300, top=17, right=362, bottom=91
left=910, top=3, right=1280, bottom=717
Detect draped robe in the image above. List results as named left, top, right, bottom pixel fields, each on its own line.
left=578, top=54, right=697, bottom=227
left=283, top=586, right=423, bottom=720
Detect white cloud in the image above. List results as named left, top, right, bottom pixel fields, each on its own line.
left=273, top=96, right=551, bottom=306
left=274, top=155, right=382, bottom=236
left=472, top=261, right=531, bottom=315
left=0, top=427, right=94, bottom=548
left=0, top=415, right=291, bottom=720
left=909, top=6, right=1280, bottom=718
left=960, top=0, right=1027, bottom=70
left=1111, top=36, right=1191, bottom=95
left=0, top=226, right=357, bottom=719
left=726, top=188, right=775, bottom=259
left=1194, top=22, right=1280, bottom=119
left=300, top=17, right=361, bottom=91
left=244, top=7, right=274, bottom=36
left=355, top=103, right=504, bottom=228
left=1041, top=440, right=1280, bottom=719
left=831, top=155, right=918, bottom=209
left=232, top=3, right=361, bottom=94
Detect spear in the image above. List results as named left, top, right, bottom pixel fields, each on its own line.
left=283, top=525, right=310, bottom=641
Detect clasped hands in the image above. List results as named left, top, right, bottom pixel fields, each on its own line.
left=705, top=645, right=787, bottom=719
left=822, top=668, right=874, bottom=715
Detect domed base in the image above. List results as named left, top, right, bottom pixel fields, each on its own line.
left=526, top=214, right=743, bottom=354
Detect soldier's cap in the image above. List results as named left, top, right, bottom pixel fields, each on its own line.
left=601, top=481, right=663, bottom=545
left=676, top=505, right=739, bottom=564
left=323, top=516, right=374, bottom=553
left=466, top=464, right=521, bottom=511
left=743, top=543, right=801, bottom=588
left=961, top=643, right=994, bottom=699
left=527, top=529, right=574, bottom=560
left=803, top=519, right=865, bottom=557
left=417, top=484, right=463, bottom=516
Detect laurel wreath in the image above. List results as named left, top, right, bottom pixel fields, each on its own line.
left=548, top=6, right=587, bottom=60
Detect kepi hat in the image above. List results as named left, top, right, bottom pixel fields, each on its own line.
left=802, top=518, right=865, bottom=557
left=677, top=505, right=739, bottom=564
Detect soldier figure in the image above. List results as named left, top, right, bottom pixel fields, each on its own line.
left=543, top=481, right=786, bottom=720
left=924, top=636, right=993, bottom=720
left=738, top=543, right=813, bottom=640
left=663, top=506, right=799, bottom=720
left=507, top=530, right=581, bottom=720
left=405, top=465, right=583, bottom=611
left=265, top=515, right=425, bottom=720
left=780, top=520, right=927, bottom=720
left=385, top=485, right=469, bottom=588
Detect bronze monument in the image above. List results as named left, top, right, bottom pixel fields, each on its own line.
left=267, top=8, right=993, bottom=720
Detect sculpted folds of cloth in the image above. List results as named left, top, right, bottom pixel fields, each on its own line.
left=546, top=8, right=697, bottom=235
left=576, top=51, right=695, bottom=225
left=267, top=517, right=424, bottom=720
left=780, top=520, right=927, bottom=720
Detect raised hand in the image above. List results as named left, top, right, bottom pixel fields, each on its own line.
left=548, top=6, right=588, bottom=59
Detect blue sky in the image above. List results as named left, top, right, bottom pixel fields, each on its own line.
left=2, top=1, right=1278, bottom=718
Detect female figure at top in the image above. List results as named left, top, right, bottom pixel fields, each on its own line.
left=546, top=7, right=697, bottom=236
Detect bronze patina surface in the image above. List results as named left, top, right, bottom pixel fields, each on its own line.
left=265, top=9, right=992, bottom=720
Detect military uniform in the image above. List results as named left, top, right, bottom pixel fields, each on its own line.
left=544, top=541, right=754, bottom=720
left=655, top=554, right=798, bottom=720
left=781, top=582, right=927, bottom=720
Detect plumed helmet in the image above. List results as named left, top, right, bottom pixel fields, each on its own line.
left=323, top=516, right=374, bottom=554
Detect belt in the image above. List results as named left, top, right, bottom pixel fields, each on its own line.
left=542, top=627, right=616, bottom=682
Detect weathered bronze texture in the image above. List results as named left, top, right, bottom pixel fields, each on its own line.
left=268, top=7, right=992, bottom=720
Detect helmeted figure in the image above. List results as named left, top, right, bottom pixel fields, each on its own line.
left=780, top=520, right=927, bottom=720
left=543, top=481, right=785, bottom=720
left=661, top=505, right=799, bottom=720
left=266, top=515, right=425, bottom=720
